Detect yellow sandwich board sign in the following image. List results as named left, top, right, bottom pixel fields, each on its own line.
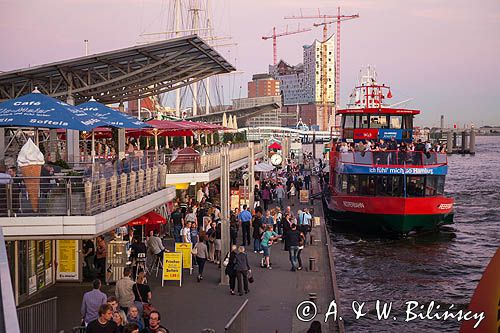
left=162, top=252, right=182, bottom=287
left=175, top=242, right=193, bottom=274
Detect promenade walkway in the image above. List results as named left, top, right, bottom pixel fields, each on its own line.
left=21, top=177, right=338, bottom=333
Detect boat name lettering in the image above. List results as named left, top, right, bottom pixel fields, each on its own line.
left=438, top=203, right=453, bottom=210
left=343, top=201, right=365, bottom=209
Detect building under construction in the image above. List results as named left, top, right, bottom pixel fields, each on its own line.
left=269, top=36, right=335, bottom=130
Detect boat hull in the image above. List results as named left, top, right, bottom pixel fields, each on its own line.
left=326, top=194, right=454, bottom=234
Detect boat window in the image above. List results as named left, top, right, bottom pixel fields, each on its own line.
left=389, top=116, right=403, bottom=129
left=359, top=175, right=376, bottom=196
left=406, top=176, right=425, bottom=197
left=376, top=175, right=390, bottom=196
left=341, top=174, right=348, bottom=193
left=370, top=115, right=388, bottom=129
left=357, top=115, right=369, bottom=128
left=348, top=175, right=359, bottom=194
left=403, top=115, right=413, bottom=129
left=425, top=176, right=438, bottom=196
left=392, top=176, right=403, bottom=197
left=344, top=115, right=355, bottom=128
left=436, top=175, right=445, bottom=195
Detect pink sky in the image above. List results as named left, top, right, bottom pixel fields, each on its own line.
left=1, top=0, right=499, bottom=127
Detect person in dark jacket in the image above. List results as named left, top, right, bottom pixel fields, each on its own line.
left=224, top=245, right=238, bottom=295
left=285, top=224, right=302, bottom=271
left=252, top=208, right=264, bottom=253
left=234, top=246, right=251, bottom=296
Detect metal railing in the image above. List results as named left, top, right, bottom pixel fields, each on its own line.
left=0, top=143, right=263, bottom=217
left=0, top=227, right=20, bottom=333
left=17, top=297, right=57, bottom=333
left=337, top=150, right=447, bottom=166
left=224, top=299, right=248, bottom=333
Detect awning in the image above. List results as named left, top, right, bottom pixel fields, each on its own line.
left=0, top=92, right=105, bottom=131
left=78, top=100, right=150, bottom=129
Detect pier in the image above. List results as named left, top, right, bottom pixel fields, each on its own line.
left=17, top=174, right=343, bottom=333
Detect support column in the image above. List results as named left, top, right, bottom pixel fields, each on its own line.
left=469, top=129, right=476, bottom=155
left=446, top=132, right=453, bottom=154
left=220, top=146, right=230, bottom=285
left=66, top=95, right=80, bottom=164
left=248, top=142, right=255, bottom=211
left=49, top=129, right=58, bottom=162
left=118, top=103, right=126, bottom=160
left=192, top=82, right=198, bottom=116
left=0, top=128, right=5, bottom=164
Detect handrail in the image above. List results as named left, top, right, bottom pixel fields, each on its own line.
left=0, top=227, right=20, bottom=333
left=225, top=299, right=248, bottom=333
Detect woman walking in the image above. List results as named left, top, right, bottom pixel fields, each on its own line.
left=234, top=246, right=251, bottom=296
left=194, top=231, right=209, bottom=282
left=260, top=225, right=281, bottom=269
left=133, top=271, right=152, bottom=318
left=224, top=245, right=238, bottom=295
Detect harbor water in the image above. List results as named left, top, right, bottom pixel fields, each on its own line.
left=320, top=136, right=500, bottom=332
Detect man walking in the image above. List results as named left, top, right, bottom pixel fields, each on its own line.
left=238, top=205, right=252, bottom=246
left=170, top=207, right=184, bottom=243
left=275, top=184, right=286, bottom=210
left=86, top=304, right=118, bottom=333
left=115, top=267, right=135, bottom=314
left=285, top=224, right=301, bottom=271
left=81, top=279, right=108, bottom=326
left=299, top=208, right=313, bottom=244
left=142, top=310, right=169, bottom=333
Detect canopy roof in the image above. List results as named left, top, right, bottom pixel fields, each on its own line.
left=0, top=35, right=235, bottom=104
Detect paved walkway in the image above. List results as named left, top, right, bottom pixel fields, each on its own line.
left=22, top=177, right=338, bottom=333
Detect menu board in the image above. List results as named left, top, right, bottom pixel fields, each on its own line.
left=56, top=240, right=79, bottom=281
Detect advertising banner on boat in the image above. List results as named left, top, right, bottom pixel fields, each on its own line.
left=378, top=129, right=403, bottom=141
left=341, top=164, right=448, bottom=175
left=353, top=129, right=378, bottom=140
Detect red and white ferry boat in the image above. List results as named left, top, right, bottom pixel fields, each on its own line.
left=327, top=68, right=454, bottom=234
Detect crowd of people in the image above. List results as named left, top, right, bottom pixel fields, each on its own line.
left=81, top=278, right=168, bottom=333
left=79, top=150, right=323, bottom=332
left=337, top=137, right=447, bottom=154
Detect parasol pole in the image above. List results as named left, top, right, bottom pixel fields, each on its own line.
left=154, top=129, right=159, bottom=165
left=34, top=128, right=39, bottom=146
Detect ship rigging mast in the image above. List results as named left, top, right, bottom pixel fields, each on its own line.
left=262, top=26, right=312, bottom=66
left=285, top=7, right=359, bottom=130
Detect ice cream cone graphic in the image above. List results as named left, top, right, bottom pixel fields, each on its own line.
left=17, top=139, right=45, bottom=212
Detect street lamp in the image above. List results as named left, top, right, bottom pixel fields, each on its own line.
left=242, top=173, right=249, bottom=207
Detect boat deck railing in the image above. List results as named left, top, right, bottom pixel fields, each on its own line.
left=336, top=150, right=447, bottom=166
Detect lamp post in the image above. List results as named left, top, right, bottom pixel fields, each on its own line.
left=220, top=145, right=230, bottom=285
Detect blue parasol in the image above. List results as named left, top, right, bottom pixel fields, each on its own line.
left=78, top=99, right=150, bottom=129
left=0, top=91, right=104, bottom=131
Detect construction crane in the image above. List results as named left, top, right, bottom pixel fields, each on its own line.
left=262, top=26, right=312, bottom=66
left=285, top=8, right=359, bottom=131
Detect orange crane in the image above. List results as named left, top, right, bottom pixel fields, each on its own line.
left=262, top=26, right=312, bottom=66
left=285, top=8, right=359, bottom=130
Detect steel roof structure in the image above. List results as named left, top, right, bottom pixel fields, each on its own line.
left=0, top=35, right=235, bottom=104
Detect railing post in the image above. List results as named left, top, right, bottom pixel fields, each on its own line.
left=66, top=179, right=72, bottom=216
left=6, top=183, right=12, bottom=217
